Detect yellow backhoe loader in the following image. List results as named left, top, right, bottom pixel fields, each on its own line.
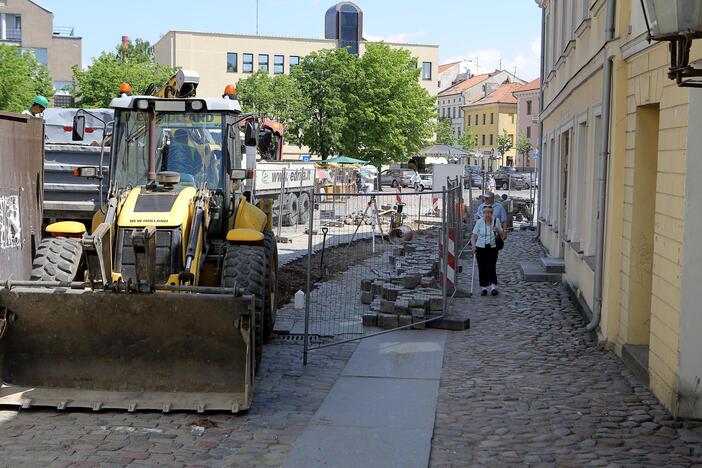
left=0, top=70, right=278, bottom=413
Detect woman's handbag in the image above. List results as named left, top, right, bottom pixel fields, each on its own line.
left=493, top=218, right=504, bottom=250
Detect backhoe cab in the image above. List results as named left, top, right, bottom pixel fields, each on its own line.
left=0, top=71, right=278, bottom=413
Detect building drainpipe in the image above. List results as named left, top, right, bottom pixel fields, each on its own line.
left=536, top=4, right=546, bottom=239
left=587, top=0, right=617, bottom=332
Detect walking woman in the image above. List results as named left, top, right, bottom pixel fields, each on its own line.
left=471, top=204, right=507, bottom=296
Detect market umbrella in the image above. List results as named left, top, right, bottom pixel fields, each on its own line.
left=323, top=156, right=367, bottom=165
left=416, top=144, right=472, bottom=158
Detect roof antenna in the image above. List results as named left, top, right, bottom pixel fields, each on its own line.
left=256, top=0, right=260, bottom=35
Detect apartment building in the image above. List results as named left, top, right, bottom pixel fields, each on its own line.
left=462, top=82, right=522, bottom=170
left=438, top=69, right=524, bottom=141
left=537, top=0, right=702, bottom=418
left=0, top=0, right=81, bottom=98
left=437, top=61, right=461, bottom=92
left=513, top=78, right=540, bottom=169
left=154, top=3, right=439, bottom=99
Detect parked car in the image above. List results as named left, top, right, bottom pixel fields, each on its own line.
left=464, top=171, right=483, bottom=188
left=492, top=172, right=527, bottom=190
left=380, top=168, right=417, bottom=188
left=464, top=165, right=483, bottom=188
left=524, top=172, right=538, bottom=189
left=416, top=173, right=432, bottom=192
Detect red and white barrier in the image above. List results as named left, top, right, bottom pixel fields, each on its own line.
left=395, top=186, right=402, bottom=204
left=425, top=196, right=441, bottom=216
left=438, top=227, right=456, bottom=286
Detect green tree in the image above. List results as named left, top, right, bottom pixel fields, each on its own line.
left=341, top=42, right=435, bottom=167
left=72, top=38, right=175, bottom=107
left=290, top=48, right=357, bottom=160
left=434, top=118, right=455, bottom=145
left=0, top=44, right=52, bottom=113
left=236, top=71, right=276, bottom=115
left=237, top=71, right=308, bottom=146
left=117, top=38, right=156, bottom=64
left=496, top=130, right=513, bottom=160
left=458, top=128, right=478, bottom=151
left=516, top=134, right=533, bottom=167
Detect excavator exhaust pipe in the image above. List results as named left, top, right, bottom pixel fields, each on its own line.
left=0, top=285, right=255, bottom=413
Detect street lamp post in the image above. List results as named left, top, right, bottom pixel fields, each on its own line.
left=641, top=0, right=702, bottom=87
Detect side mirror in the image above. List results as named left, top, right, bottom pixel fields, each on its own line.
left=244, top=121, right=257, bottom=147
left=72, top=114, right=85, bottom=141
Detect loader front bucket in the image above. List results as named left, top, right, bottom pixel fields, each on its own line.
left=0, top=286, right=255, bottom=413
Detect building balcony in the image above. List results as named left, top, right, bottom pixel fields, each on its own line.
left=1, top=27, right=21, bottom=43
left=52, top=26, right=76, bottom=37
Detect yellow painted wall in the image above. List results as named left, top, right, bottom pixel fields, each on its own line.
left=539, top=0, right=697, bottom=415
left=463, top=102, right=516, bottom=169
left=619, top=43, right=689, bottom=409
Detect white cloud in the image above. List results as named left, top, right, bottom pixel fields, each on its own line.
left=365, top=30, right=427, bottom=44
left=443, top=36, right=542, bottom=81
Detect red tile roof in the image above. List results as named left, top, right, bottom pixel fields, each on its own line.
left=513, top=78, right=541, bottom=94
left=438, top=73, right=491, bottom=96
left=469, top=82, right=523, bottom=106
left=438, top=62, right=461, bottom=74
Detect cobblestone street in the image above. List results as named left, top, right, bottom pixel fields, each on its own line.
left=431, top=231, right=702, bottom=466
left=0, top=340, right=355, bottom=467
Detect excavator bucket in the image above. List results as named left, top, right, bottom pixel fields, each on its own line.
left=0, top=286, right=255, bottom=413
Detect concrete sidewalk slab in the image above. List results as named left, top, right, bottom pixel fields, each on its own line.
left=285, top=329, right=446, bottom=468
left=342, top=329, right=446, bottom=379
left=311, top=376, right=439, bottom=429
left=286, top=426, right=429, bottom=468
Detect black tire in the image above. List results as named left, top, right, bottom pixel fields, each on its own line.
left=501, top=182, right=509, bottom=190
left=222, top=244, right=268, bottom=370
left=263, top=229, right=278, bottom=338
left=282, top=193, right=299, bottom=226
left=391, top=180, right=398, bottom=188
left=31, top=237, right=83, bottom=282
left=297, top=192, right=310, bottom=225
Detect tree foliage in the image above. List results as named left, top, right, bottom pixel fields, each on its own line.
left=0, top=44, right=53, bottom=113
left=72, top=39, right=175, bottom=108
left=237, top=43, right=436, bottom=164
left=291, top=48, right=357, bottom=160
left=496, top=130, right=513, bottom=158
left=435, top=118, right=455, bottom=146
left=236, top=71, right=308, bottom=146
left=458, top=128, right=478, bottom=151
left=341, top=42, right=435, bottom=167
left=516, top=134, right=532, bottom=157
left=117, top=38, right=155, bottom=64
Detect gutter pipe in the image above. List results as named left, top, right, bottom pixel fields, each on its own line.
left=588, top=0, right=617, bottom=332
left=536, top=4, right=546, bottom=239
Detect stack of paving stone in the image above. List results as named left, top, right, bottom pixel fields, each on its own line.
left=342, top=210, right=374, bottom=225
left=359, top=238, right=444, bottom=330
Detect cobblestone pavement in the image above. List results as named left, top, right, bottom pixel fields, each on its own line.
left=431, top=230, right=702, bottom=466
left=0, top=339, right=355, bottom=468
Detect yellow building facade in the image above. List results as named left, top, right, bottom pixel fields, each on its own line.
left=538, top=0, right=702, bottom=418
left=462, top=83, right=521, bottom=171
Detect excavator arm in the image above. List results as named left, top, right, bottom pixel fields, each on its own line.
left=147, top=69, right=200, bottom=98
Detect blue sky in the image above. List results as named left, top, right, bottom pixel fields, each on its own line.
left=40, top=0, right=542, bottom=80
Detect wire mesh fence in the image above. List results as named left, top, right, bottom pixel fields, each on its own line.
left=269, top=170, right=537, bottom=363
left=273, top=181, right=464, bottom=363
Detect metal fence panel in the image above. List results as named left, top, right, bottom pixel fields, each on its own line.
left=293, top=185, right=465, bottom=363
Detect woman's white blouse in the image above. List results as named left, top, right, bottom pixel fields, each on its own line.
left=472, top=217, right=502, bottom=248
